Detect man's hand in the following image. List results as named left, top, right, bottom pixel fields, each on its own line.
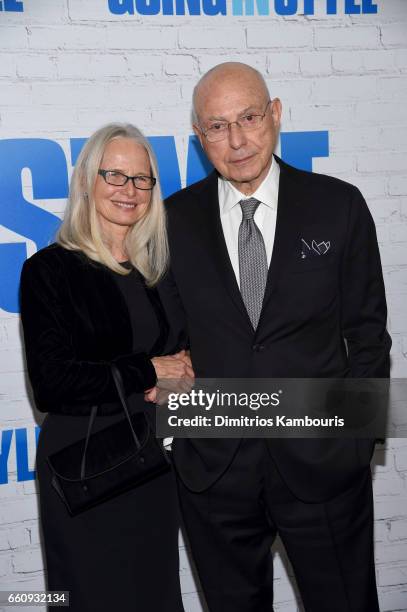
left=145, top=350, right=195, bottom=403
left=151, top=350, right=194, bottom=379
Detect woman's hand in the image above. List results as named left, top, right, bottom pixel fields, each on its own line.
left=144, top=386, right=174, bottom=405
left=144, top=387, right=158, bottom=403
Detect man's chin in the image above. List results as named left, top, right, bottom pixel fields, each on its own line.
left=228, top=170, right=260, bottom=186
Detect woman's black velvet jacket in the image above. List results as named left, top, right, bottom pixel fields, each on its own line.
left=20, top=243, right=169, bottom=417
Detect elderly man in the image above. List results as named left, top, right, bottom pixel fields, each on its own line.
left=161, top=62, right=391, bottom=611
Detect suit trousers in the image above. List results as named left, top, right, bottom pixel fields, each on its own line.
left=176, top=439, right=379, bottom=612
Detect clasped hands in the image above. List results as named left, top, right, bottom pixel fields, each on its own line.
left=144, top=349, right=195, bottom=405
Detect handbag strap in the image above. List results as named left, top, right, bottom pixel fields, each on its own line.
left=110, top=364, right=144, bottom=452
left=112, top=365, right=171, bottom=467
left=80, top=405, right=98, bottom=482
left=80, top=365, right=146, bottom=481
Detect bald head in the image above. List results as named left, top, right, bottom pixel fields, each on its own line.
left=192, top=62, right=270, bottom=124
left=191, top=61, right=282, bottom=195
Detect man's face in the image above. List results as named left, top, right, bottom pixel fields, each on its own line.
left=194, top=74, right=282, bottom=195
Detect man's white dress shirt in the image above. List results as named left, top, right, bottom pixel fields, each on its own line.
left=218, top=155, right=280, bottom=286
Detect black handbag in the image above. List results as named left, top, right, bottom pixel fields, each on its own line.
left=46, top=365, right=171, bottom=516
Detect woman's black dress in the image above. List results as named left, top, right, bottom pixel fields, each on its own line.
left=34, top=264, right=184, bottom=612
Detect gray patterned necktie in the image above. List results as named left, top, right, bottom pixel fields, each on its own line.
left=238, top=197, right=268, bottom=329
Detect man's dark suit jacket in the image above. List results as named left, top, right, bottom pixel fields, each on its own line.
left=161, top=156, right=391, bottom=503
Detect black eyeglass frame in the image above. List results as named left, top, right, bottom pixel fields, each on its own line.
left=199, top=99, right=273, bottom=142
left=98, top=169, right=157, bottom=191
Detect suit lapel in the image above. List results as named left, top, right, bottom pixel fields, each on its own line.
left=258, top=157, right=302, bottom=323
left=197, top=172, right=253, bottom=330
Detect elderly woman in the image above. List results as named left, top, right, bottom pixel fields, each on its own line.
left=20, top=123, right=191, bottom=611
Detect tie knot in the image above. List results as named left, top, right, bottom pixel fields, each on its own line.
left=239, top=197, right=260, bottom=221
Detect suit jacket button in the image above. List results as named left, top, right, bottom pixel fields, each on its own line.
left=253, top=344, right=265, bottom=352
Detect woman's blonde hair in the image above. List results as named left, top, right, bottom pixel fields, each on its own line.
left=57, top=123, right=168, bottom=286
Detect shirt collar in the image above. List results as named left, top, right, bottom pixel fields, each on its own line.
left=218, top=155, right=280, bottom=215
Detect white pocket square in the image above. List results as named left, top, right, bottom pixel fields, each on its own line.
left=301, top=239, right=331, bottom=258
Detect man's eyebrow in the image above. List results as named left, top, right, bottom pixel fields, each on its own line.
left=206, top=106, right=262, bottom=122
left=239, top=105, right=262, bottom=114
left=206, top=115, right=228, bottom=122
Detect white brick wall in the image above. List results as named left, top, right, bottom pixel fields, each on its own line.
left=0, top=1, right=406, bottom=611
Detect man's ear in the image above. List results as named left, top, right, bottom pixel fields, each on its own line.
left=271, top=98, right=282, bottom=128
left=193, top=124, right=205, bottom=149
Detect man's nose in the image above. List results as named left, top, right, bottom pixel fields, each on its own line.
left=227, top=122, right=247, bottom=149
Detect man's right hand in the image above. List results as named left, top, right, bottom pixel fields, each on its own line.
left=151, top=350, right=194, bottom=379
left=146, top=351, right=195, bottom=402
